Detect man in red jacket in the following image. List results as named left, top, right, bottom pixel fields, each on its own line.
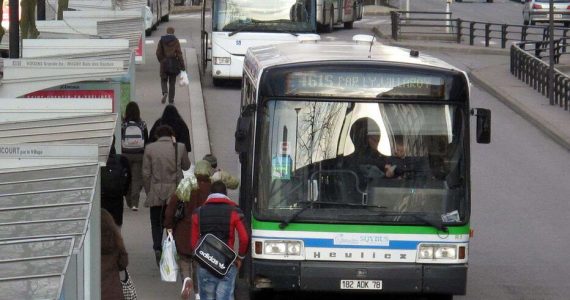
left=191, top=181, right=249, bottom=300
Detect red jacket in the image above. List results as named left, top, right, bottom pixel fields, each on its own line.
left=191, top=194, right=249, bottom=258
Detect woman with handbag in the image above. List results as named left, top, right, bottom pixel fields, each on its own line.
left=143, top=125, right=191, bottom=266
left=164, top=160, right=212, bottom=298
left=101, top=208, right=129, bottom=300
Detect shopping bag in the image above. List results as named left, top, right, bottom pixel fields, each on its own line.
left=121, top=269, right=138, bottom=300
left=178, top=70, right=189, bottom=87
left=160, top=232, right=179, bottom=282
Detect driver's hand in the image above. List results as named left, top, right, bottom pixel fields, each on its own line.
left=385, top=164, right=396, bottom=178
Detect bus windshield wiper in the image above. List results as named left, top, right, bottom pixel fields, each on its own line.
left=279, top=201, right=312, bottom=229
left=279, top=201, right=385, bottom=229
left=395, top=212, right=448, bottom=233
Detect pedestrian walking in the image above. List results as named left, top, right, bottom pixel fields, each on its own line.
left=101, top=208, right=129, bottom=300
left=143, top=125, right=191, bottom=266
left=149, top=104, right=192, bottom=153
left=101, top=142, right=131, bottom=227
left=164, top=160, right=212, bottom=298
left=191, top=181, right=249, bottom=300
left=121, top=101, right=149, bottom=211
left=156, top=26, right=185, bottom=104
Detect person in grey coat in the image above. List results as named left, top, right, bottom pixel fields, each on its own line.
left=142, top=124, right=191, bottom=265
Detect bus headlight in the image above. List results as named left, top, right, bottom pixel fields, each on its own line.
left=213, top=57, right=231, bottom=65
left=417, top=244, right=466, bottom=263
left=263, top=240, right=303, bottom=256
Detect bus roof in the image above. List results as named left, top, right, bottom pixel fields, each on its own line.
left=244, top=38, right=463, bottom=82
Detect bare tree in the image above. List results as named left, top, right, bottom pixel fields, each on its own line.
left=20, top=0, right=40, bottom=39
left=57, top=0, right=68, bottom=20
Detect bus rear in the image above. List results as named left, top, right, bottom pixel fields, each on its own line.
left=237, top=43, right=491, bottom=299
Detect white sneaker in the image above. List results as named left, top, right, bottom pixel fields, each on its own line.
left=131, top=206, right=138, bottom=211
left=195, top=293, right=200, bottom=300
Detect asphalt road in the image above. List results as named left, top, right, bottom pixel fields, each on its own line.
left=127, top=5, right=570, bottom=299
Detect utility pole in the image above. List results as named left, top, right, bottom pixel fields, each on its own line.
left=9, top=0, right=19, bottom=58
left=446, top=0, right=451, bottom=34
left=548, top=0, right=555, bottom=105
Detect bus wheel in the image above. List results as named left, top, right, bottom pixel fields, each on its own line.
left=249, top=290, right=271, bottom=300
left=427, top=294, right=453, bottom=300
left=163, top=14, right=169, bottom=22
left=213, top=78, right=225, bottom=87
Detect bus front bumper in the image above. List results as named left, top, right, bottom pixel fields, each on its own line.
left=251, top=260, right=467, bottom=295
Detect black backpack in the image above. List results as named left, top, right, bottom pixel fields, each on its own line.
left=101, top=155, right=129, bottom=199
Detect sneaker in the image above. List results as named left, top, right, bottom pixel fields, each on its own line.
left=195, top=293, right=200, bottom=300
left=180, top=277, right=192, bottom=300
left=154, top=250, right=162, bottom=267
left=161, top=93, right=167, bottom=104
left=131, top=206, right=138, bottom=211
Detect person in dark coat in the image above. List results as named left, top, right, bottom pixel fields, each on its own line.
left=148, top=104, right=192, bottom=153
left=101, top=142, right=131, bottom=227
left=101, top=208, right=128, bottom=300
left=156, top=26, right=186, bottom=104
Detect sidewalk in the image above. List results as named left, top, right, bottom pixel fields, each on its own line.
left=122, top=26, right=209, bottom=299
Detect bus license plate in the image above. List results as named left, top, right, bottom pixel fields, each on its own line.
left=340, top=280, right=383, bottom=290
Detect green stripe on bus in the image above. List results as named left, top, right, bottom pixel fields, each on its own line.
left=252, top=219, right=470, bottom=235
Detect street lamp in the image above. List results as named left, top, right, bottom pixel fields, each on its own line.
left=548, top=0, right=554, bottom=105
left=294, top=107, right=301, bottom=171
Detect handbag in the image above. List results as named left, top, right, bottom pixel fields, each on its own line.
left=193, top=233, right=237, bottom=278
left=174, top=199, right=185, bottom=223
left=121, top=269, right=137, bottom=300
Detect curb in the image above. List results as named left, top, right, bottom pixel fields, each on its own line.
left=470, top=69, right=570, bottom=152
left=185, top=48, right=211, bottom=161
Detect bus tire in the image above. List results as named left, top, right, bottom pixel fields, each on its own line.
left=427, top=294, right=453, bottom=300
left=145, top=28, right=152, bottom=37
left=213, top=78, right=225, bottom=87
left=163, top=14, right=169, bottom=22
left=344, top=3, right=356, bottom=29
left=249, top=290, right=271, bottom=300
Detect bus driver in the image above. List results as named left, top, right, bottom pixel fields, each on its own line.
left=343, top=117, right=395, bottom=189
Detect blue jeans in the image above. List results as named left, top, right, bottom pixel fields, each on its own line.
left=197, top=264, right=237, bottom=300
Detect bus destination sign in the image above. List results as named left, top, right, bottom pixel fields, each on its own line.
left=284, top=70, right=446, bottom=99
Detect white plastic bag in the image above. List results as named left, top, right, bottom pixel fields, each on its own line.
left=178, top=70, right=189, bottom=87
left=160, top=232, right=179, bottom=282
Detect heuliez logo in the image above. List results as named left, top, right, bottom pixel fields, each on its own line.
left=199, top=250, right=226, bottom=270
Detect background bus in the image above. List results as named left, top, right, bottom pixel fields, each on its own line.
left=236, top=36, right=491, bottom=299
left=201, top=0, right=318, bottom=86
left=146, top=0, right=171, bottom=36
left=316, top=0, right=363, bottom=33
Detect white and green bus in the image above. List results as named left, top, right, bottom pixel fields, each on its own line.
left=236, top=35, right=491, bottom=299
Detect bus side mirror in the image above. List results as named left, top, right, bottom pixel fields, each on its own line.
left=471, top=108, right=491, bottom=144
left=235, top=105, right=256, bottom=154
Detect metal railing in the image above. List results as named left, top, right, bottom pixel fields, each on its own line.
left=511, top=42, right=570, bottom=112
left=391, top=11, right=570, bottom=52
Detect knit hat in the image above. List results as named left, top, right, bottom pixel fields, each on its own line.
left=202, top=154, right=218, bottom=169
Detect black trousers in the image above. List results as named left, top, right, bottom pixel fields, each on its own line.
left=161, top=75, right=177, bottom=103
left=150, top=205, right=166, bottom=251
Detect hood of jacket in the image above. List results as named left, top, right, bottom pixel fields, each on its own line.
left=203, top=193, right=237, bottom=206
left=161, top=34, right=178, bottom=45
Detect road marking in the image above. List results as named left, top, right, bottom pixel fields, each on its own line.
left=146, top=40, right=155, bottom=45
left=179, top=39, right=187, bottom=44
left=365, top=20, right=388, bottom=25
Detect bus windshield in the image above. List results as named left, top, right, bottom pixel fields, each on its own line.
left=257, top=100, right=467, bottom=226
left=213, top=0, right=315, bottom=33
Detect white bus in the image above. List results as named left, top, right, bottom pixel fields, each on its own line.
left=316, top=0, right=363, bottom=33
left=146, top=0, right=171, bottom=36
left=237, top=35, right=491, bottom=299
left=201, top=0, right=318, bottom=86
